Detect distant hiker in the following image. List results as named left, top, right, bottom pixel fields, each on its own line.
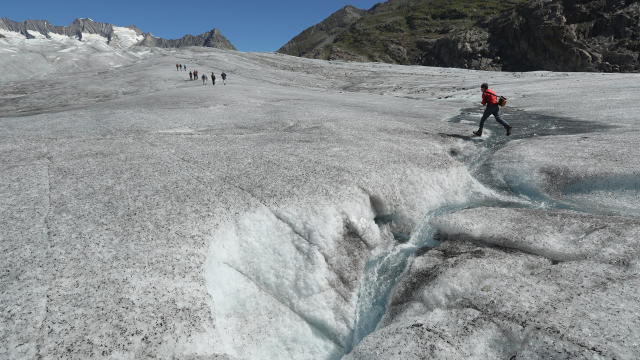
left=179, top=64, right=182, bottom=70
left=194, top=70, right=198, bottom=80
left=211, top=72, right=216, bottom=85
left=202, top=74, right=208, bottom=85
left=176, top=63, right=179, bottom=71
left=189, top=71, right=193, bottom=80
left=473, top=83, right=511, bottom=137
left=221, top=72, right=227, bottom=85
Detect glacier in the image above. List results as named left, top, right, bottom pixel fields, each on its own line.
left=1, top=30, right=640, bottom=359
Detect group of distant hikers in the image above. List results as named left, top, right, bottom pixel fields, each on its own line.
left=176, top=63, right=227, bottom=86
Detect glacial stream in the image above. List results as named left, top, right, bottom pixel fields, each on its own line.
left=342, top=107, right=618, bottom=357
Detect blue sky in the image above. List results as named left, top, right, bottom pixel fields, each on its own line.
left=3, top=0, right=381, bottom=51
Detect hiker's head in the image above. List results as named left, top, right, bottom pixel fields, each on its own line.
left=481, top=83, right=488, bottom=91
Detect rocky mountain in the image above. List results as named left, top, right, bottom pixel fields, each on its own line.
left=279, top=5, right=367, bottom=59
left=138, top=29, right=235, bottom=49
left=0, top=17, right=236, bottom=50
left=278, top=0, right=640, bottom=72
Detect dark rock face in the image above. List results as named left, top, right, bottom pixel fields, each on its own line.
left=418, top=29, right=501, bottom=70
left=0, top=17, right=236, bottom=50
left=278, top=0, right=640, bottom=72
left=491, top=0, right=640, bottom=72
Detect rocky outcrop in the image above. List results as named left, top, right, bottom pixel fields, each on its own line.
left=279, top=0, right=640, bottom=72
left=417, top=29, right=501, bottom=70
left=491, top=0, right=640, bottom=72
left=0, top=17, right=236, bottom=50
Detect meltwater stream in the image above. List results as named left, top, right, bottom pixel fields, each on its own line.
left=342, top=107, right=615, bottom=357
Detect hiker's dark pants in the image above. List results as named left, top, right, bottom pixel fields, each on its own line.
left=478, top=104, right=510, bottom=133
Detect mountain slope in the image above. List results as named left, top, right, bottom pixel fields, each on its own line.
left=279, top=5, right=367, bottom=59
left=278, top=0, right=640, bottom=72
left=0, top=17, right=236, bottom=50
left=278, top=0, right=523, bottom=68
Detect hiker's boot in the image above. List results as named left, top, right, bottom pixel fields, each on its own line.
left=506, top=126, right=512, bottom=136
left=473, top=130, right=482, bottom=137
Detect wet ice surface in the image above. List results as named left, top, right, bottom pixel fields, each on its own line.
left=489, top=130, right=640, bottom=215
left=2, top=35, right=640, bottom=359
left=347, top=98, right=640, bottom=357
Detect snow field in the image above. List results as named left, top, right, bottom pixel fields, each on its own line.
left=112, top=26, right=144, bottom=48
left=0, top=28, right=150, bottom=82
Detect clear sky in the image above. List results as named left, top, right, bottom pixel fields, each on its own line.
left=3, top=0, right=382, bottom=52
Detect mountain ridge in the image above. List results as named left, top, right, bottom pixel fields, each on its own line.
left=0, top=17, right=236, bottom=50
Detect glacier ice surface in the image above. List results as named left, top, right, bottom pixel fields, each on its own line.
left=1, top=34, right=640, bottom=359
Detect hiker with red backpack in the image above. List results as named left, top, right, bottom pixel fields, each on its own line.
left=473, top=83, right=511, bottom=137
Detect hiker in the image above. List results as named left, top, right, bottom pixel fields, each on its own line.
left=211, top=72, right=216, bottom=85
left=473, top=83, right=511, bottom=137
left=194, top=70, right=198, bottom=80
left=176, top=63, right=179, bottom=71
left=202, top=74, right=208, bottom=85
left=221, top=72, right=227, bottom=85
left=179, top=64, right=182, bottom=70
left=189, top=71, right=193, bottom=80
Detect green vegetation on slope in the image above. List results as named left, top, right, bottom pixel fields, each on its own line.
left=328, top=0, right=524, bottom=61
left=282, top=0, right=640, bottom=72
left=278, top=5, right=366, bottom=57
